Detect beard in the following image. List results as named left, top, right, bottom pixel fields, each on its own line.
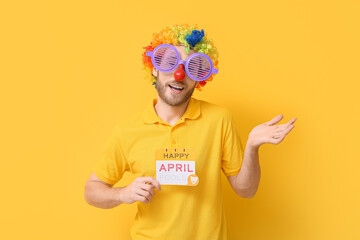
left=155, top=76, right=196, bottom=106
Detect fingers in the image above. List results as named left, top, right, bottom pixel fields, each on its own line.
left=270, top=124, right=295, bottom=144
left=266, top=114, right=283, bottom=126
left=285, top=122, right=295, bottom=133
left=267, top=115, right=297, bottom=127
left=283, top=117, right=297, bottom=128
left=277, top=120, right=296, bottom=134
left=135, top=189, right=153, bottom=203
left=289, top=117, right=297, bottom=124
left=275, top=124, right=293, bottom=133
left=140, top=184, right=155, bottom=197
left=131, top=177, right=162, bottom=204
left=138, top=177, right=161, bottom=191
left=271, top=116, right=297, bottom=133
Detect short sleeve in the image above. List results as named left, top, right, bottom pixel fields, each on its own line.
left=221, top=110, right=244, bottom=177
left=93, top=125, right=130, bottom=185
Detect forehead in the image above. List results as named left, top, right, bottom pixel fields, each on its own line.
left=173, top=44, right=196, bottom=59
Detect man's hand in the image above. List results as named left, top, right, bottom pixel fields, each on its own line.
left=248, top=114, right=297, bottom=148
left=118, top=177, right=162, bottom=204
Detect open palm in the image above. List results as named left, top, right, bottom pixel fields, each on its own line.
left=248, top=114, right=297, bottom=148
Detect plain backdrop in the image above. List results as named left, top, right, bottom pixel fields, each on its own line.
left=0, top=0, right=359, bottom=239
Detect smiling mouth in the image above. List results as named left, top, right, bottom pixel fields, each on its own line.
left=168, top=84, right=185, bottom=93
left=169, top=84, right=185, bottom=90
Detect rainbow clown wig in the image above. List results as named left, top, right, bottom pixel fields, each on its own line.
left=142, top=24, right=219, bottom=91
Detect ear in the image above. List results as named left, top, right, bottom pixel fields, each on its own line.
left=152, top=68, right=158, bottom=77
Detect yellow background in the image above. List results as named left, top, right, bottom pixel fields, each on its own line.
left=1, top=0, right=359, bottom=239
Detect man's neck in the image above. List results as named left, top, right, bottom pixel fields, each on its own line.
left=154, top=96, right=191, bottom=126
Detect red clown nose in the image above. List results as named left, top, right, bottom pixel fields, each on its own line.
left=174, top=64, right=186, bottom=82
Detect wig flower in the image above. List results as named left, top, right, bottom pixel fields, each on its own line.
left=141, top=24, right=219, bottom=91
left=186, top=29, right=205, bottom=49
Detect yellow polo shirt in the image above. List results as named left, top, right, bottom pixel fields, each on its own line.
left=93, top=96, right=244, bottom=240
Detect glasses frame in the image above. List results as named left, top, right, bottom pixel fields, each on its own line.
left=146, top=44, right=219, bottom=81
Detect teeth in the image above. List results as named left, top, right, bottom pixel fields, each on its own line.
left=169, top=84, right=184, bottom=90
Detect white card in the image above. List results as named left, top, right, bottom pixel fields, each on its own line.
left=155, top=149, right=199, bottom=186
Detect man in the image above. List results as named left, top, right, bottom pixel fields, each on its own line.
left=84, top=24, right=297, bottom=240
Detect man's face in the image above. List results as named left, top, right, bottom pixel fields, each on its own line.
left=152, top=45, right=199, bottom=106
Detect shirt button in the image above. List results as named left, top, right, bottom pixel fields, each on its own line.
left=172, top=140, right=176, bottom=144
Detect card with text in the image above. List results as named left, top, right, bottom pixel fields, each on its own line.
left=155, top=149, right=199, bottom=186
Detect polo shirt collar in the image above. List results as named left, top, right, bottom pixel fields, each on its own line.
left=142, top=96, right=201, bottom=124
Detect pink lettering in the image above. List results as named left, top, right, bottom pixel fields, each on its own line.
left=176, top=164, right=182, bottom=172
left=188, top=164, right=194, bottom=172
left=159, top=164, right=166, bottom=172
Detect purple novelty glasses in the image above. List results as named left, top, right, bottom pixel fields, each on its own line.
left=146, top=44, right=219, bottom=81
